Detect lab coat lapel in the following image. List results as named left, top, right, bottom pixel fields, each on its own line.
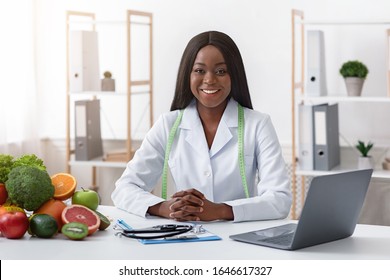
left=209, top=99, right=237, bottom=158
left=209, top=121, right=232, bottom=158
left=179, top=99, right=238, bottom=158
left=179, top=103, right=209, bottom=156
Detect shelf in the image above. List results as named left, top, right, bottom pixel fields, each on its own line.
left=65, top=10, right=153, bottom=188
left=69, top=159, right=127, bottom=168
left=291, top=9, right=390, bottom=219
left=68, top=91, right=150, bottom=96
left=296, top=95, right=390, bottom=103
left=297, top=20, right=390, bottom=26
left=67, top=20, right=150, bottom=26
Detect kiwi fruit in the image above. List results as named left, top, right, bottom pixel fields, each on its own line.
left=61, top=222, right=88, bottom=240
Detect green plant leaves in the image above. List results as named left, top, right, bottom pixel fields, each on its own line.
left=340, top=60, right=369, bottom=78
left=355, top=140, right=374, bottom=157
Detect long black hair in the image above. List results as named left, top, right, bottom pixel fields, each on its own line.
left=170, top=31, right=253, bottom=111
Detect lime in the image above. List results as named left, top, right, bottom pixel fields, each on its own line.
left=27, top=213, right=38, bottom=235
left=29, top=214, right=58, bottom=238
left=61, top=222, right=88, bottom=240
left=94, top=210, right=111, bottom=230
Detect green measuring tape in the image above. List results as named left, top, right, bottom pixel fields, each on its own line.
left=161, top=103, right=249, bottom=199
left=237, top=104, right=250, bottom=198
left=161, top=109, right=184, bottom=200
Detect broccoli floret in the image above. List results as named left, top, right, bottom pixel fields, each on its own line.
left=13, top=154, right=46, bottom=171
left=0, top=154, right=14, bottom=183
left=5, top=166, right=54, bottom=211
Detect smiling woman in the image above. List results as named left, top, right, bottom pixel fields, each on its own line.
left=0, top=1, right=39, bottom=155
left=112, top=31, right=292, bottom=223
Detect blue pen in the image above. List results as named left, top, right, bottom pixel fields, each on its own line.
left=116, top=219, right=133, bottom=230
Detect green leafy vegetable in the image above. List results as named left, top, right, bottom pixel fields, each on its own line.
left=13, top=154, right=46, bottom=171
left=0, top=154, right=14, bottom=183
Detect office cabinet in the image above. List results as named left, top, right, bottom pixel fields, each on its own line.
left=65, top=10, right=153, bottom=189
left=291, top=9, right=390, bottom=218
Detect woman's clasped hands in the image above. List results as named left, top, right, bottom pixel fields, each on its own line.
left=150, top=188, right=233, bottom=222
left=169, top=188, right=205, bottom=221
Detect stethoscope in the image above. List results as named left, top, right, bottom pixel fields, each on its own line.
left=114, top=219, right=202, bottom=239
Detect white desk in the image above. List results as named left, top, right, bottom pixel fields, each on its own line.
left=1, top=205, right=390, bottom=260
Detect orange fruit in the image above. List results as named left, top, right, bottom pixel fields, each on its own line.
left=51, top=173, right=77, bottom=201
left=34, top=199, right=67, bottom=231
left=62, top=204, right=100, bottom=236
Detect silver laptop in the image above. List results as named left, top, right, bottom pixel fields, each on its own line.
left=230, top=169, right=373, bottom=250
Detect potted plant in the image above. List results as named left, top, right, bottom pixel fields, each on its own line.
left=339, top=60, right=369, bottom=96
left=355, top=140, right=374, bottom=169
left=101, top=71, right=115, bottom=91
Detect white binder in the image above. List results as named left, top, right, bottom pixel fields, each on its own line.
left=69, top=30, right=100, bottom=92
left=298, top=104, right=314, bottom=170
left=306, top=30, right=327, bottom=96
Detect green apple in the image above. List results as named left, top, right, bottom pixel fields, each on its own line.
left=72, top=188, right=99, bottom=210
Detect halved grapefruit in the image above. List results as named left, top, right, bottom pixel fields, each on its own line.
left=61, top=204, right=100, bottom=235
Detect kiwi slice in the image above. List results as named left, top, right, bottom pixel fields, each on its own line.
left=61, top=222, right=88, bottom=240
left=94, top=210, right=111, bottom=230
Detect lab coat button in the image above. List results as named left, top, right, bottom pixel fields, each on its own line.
left=204, top=171, right=211, bottom=177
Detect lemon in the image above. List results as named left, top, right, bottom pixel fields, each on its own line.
left=29, top=214, right=58, bottom=238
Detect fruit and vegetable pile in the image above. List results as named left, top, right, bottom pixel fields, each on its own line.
left=0, top=154, right=111, bottom=240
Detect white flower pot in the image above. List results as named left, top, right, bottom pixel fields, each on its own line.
left=358, top=156, right=374, bottom=169
left=344, top=77, right=365, bottom=96
left=101, top=78, right=115, bottom=91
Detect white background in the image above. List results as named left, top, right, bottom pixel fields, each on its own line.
left=34, top=0, right=390, bottom=145
left=2, top=260, right=388, bottom=279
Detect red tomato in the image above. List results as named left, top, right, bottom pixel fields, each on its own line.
left=0, top=183, right=8, bottom=205
left=0, top=211, right=29, bottom=239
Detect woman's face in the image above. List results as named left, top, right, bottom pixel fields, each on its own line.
left=190, top=45, right=231, bottom=112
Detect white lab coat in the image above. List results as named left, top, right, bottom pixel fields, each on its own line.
left=112, top=98, right=292, bottom=222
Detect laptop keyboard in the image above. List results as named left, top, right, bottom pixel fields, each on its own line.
left=262, top=232, right=295, bottom=246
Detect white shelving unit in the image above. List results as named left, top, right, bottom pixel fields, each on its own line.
left=65, top=10, right=153, bottom=189
left=291, top=9, right=390, bottom=218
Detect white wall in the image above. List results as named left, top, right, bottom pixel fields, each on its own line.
left=36, top=0, right=390, bottom=144
left=34, top=0, right=390, bottom=204
left=35, top=0, right=291, bottom=142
